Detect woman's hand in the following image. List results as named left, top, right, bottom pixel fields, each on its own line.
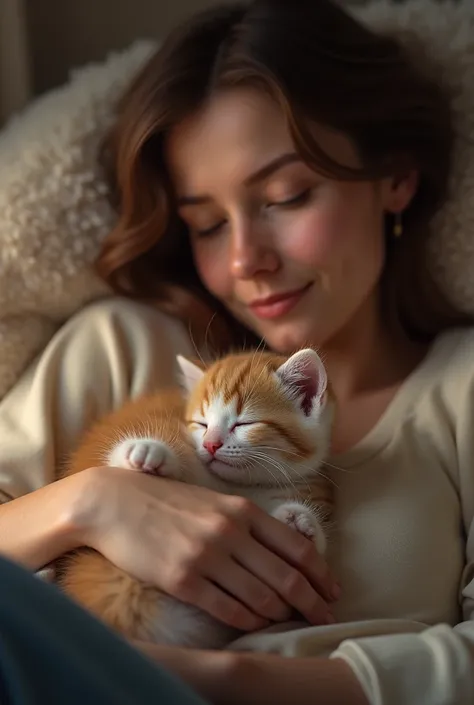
left=74, top=466, right=338, bottom=632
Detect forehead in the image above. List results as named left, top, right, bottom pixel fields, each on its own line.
left=165, top=87, right=361, bottom=196
left=188, top=353, right=291, bottom=417
left=165, top=87, right=292, bottom=193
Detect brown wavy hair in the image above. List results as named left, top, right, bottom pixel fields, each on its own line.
left=96, top=0, right=470, bottom=353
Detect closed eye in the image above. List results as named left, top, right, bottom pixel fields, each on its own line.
left=187, top=420, right=208, bottom=428
left=230, top=421, right=256, bottom=432
left=266, top=189, right=311, bottom=209
left=193, top=190, right=311, bottom=237
left=195, top=220, right=226, bottom=237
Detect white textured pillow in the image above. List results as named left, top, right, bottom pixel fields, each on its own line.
left=0, top=40, right=157, bottom=399
left=0, top=0, right=473, bottom=401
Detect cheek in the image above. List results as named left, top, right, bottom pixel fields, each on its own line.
left=230, top=427, right=250, bottom=449
left=285, top=186, right=384, bottom=269
left=283, top=208, right=342, bottom=266
left=192, top=239, right=230, bottom=299
left=247, top=425, right=284, bottom=450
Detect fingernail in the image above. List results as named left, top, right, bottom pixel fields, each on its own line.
left=331, top=583, right=342, bottom=600
left=326, top=612, right=336, bottom=624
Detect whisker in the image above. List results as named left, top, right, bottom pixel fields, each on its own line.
left=186, top=321, right=208, bottom=367
left=248, top=451, right=299, bottom=492
left=246, top=451, right=287, bottom=485
left=239, top=457, right=254, bottom=485
left=314, top=469, right=339, bottom=489
left=249, top=455, right=287, bottom=491
left=321, top=459, right=352, bottom=474
left=255, top=445, right=324, bottom=477
left=242, top=362, right=268, bottom=408
left=241, top=339, right=267, bottom=403
left=253, top=447, right=340, bottom=489
left=203, top=313, right=218, bottom=362
left=256, top=445, right=306, bottom=459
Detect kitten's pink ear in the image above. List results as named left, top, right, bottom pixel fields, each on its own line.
left=275, top=348, right=327, bottom=415
left=176, top=355, right=205, bottom=395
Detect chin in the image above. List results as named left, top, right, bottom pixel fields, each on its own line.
left=210, top=459, right=273, bottom=487
left=209, top=460, right=248, bottom=484
left=231, top=307, right=324, bottom=354
left=260, top=323, right=319, bottom=355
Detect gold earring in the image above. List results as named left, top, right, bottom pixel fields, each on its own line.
left=393, top=212, right=403, bottom=238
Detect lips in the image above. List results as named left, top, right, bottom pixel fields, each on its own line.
left=249, top=283, right=312, bottom=320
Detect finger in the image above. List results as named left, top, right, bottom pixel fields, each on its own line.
left=186, top=576, right=270, bottom=632
left=250, top=511, right=337, bottom=602
left=235, top=538, right=332, bottom=626
left=208, top=557, right=293, bottom=623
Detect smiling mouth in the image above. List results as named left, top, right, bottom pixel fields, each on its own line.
left=249, top=283, right=313, bottom=320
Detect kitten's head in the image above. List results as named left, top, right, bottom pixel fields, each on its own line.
left=177, top=349, right=333, bottom=487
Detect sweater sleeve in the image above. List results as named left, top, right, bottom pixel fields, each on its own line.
left=329, top=331, right=474, bottom=705
left=331, top=527, right=474, bottom=705
left=330, top=620, right=474, bottom=705
left=0, top=297, right=194, bottom=502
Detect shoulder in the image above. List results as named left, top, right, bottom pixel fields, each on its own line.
left=427, top=327, right=474, bottom=507
left=67, top=296, right=186, bottom=335
left=45, top=296, right=195, bottom=400
left=435, top=324, right=474, bottom=354
left=412, top=325, right=474, bottom=424
left=390, top=327, right=474, bottom=493
left=62, top=296, right=194, bottom=357
left=428, top=325, right=474, bottom=382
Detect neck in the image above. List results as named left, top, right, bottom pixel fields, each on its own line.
left=320, top=294, right=427, bottom=403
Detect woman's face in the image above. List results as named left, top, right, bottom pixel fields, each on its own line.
left=166, top=88, right=414, bottom=353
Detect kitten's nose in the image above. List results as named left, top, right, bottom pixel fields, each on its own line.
left=203, top=439, right=223, bottom=455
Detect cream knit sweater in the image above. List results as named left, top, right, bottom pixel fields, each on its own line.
left=0, top=297, right=473, bottom=705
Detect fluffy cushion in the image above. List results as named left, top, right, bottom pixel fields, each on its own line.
left=0, top=0, right=473, bottom=401
left=356, top=0, right=474, bottom=318
left=0, top=40, right=156, bottom=399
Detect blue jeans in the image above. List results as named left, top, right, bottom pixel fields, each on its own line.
left=0, top=555, right=208, bottom=704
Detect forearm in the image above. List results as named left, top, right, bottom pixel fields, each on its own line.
left=230, top=653, right=369, bottom=705
left=135, top=643, right=369, bottom=705
left=0, top=470, right=92, bottom=570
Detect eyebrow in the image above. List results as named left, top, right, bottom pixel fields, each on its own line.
left=177, top=152, right=301, bottom=207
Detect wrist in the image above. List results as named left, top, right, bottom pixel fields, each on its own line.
left=0, top=468, right=114, bottom=572
left=57, top=466, right=109, bottom=551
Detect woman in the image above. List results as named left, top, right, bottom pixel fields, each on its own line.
left=0, top=0, right=472, bottom=703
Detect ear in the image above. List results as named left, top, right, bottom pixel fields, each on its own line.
left=382, top=168, right=419, bottom=212
left=275, top=348, right=327, bottom=416
left=176, top=355, right=205, bottom=395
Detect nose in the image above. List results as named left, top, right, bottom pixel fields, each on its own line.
left=230, top=217, right=279, bottom=280
left=203, top=439, right=223, bottom=455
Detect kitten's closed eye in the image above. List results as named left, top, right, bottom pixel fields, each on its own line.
left=188, top=420, right=257, bottom=432
left=230, top=422, right=255, bottom=431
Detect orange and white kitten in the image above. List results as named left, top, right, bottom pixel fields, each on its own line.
left=60, top=348, right=334, bottom=649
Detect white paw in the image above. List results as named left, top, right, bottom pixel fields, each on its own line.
left=272, top=502, right=327, bottom=555
left=107, top=438, right=180, bottom=478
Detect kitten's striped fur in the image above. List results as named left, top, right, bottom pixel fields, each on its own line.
left=59, top=348, right=334, bottom=649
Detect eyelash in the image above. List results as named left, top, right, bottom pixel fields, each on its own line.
left=194, top=189, right=311, bottom=237
left=190, top=421, right=255, bottom=431
left=271, top=189, right=311, bottom=209
left=230, top=422, right=254, bottom=432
